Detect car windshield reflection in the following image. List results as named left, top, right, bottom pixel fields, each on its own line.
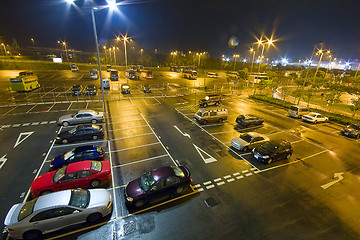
left=139, top=171, right=156, bottom=192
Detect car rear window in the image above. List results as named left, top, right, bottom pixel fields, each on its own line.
left=69, top=189, right=90, bottom=208
left=18, top=198, right=37, bottom=221
left=172, top=166, right=185, bottom=177
left=290, top=106, right=299, bottom=111
left=90, top=161, right=102, bottom=171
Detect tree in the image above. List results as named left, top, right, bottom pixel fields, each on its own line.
left=350, top=97, right=360, bottom=118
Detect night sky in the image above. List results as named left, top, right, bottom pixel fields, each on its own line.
left=1, top=0, right=360, bottom=60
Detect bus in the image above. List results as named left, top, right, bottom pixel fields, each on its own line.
left=10, top=71, right=40, bottom=92
left=248, top=73, right=271, bottom=84
left=183, top=69, right=197, bottom=80
left=145, top=70, right=153, bottom=79
left=127, top=69, right=139, bottom=80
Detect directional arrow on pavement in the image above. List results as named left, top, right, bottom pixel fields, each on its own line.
left=14, top=131, right=34, bottom=148
left=193, top=144, right=217, bottom=164
left=174, top=125, right=191, bottom=139
left=321, top=172, right=345, bottom=189
left=0, top=155, right=7, bottom=170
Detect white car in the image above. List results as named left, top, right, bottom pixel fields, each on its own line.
left=4, top=189, right=112, bottom=240
left=57, top=109, right=104, bottom=126
left=231, top=132, right=269, bottom=151
left=302, top=112, right=328, bottom=123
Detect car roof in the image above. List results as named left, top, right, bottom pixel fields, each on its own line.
left=74, top=145, right=95, bottom=153
left=34, top=190, right=72, bottom=211
left=269, top=139, right=291, bottom=147
left=151, top=166, right=175, bottom=180
left=66, top=160, right=93, bottom=173
left=77, top=124, right=101, bottom=129
left=78, top=109, right=96, bottom=114
left=243, top=132, right=264, bottom=138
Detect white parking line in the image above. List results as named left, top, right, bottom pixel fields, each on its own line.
left=4, top=106, right=17, bottom=115
left=109, top=125, right=149, bottom=132
left=112, top=154, right=169, bottom=168
left=67, top=102, right=73, bottom=110
left=110, top=142, right=160, bottom=153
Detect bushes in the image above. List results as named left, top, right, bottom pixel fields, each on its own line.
left=249, top=94, right=360, bottom=126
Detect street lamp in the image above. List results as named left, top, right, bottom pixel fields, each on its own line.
left=233, top=54, right=239, bottom=71
left=30, top=38, right=35, bottom=47
left=1, top=43, right=6, bottom=57
left=171, top=51, right=177, bottom=65
left=57, top=40, right=69, bottom=62
left=256, top=37, right=275, bottom=73
left=140, top=48, right=144, bottom=65
left=117, top=34, right=131, bottom=84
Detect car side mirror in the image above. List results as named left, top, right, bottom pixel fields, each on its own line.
left=73, top=210, right=80, bottom=214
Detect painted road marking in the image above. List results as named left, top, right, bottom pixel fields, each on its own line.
left=0, top=155, right=7, bottom=170
left=236, top=176, right=244, bottom=180
left=14, top=132, right=34, bottom=148
left=206, top=184, right=215, bottom=189
left=32, top=122, right=39, bottom=125
left=22, top=123, right=30, bottom=126
left=193, top=143, right=217, bottom=164
left=174, top=125, right=191, bottom=138
left=321, top=172, right=345, bottom=189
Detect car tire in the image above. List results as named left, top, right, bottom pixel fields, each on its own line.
left=176, top=186, right=184, bottom=194
left=62, top=138, right=68, bottom=144
left=202, top=120, right=207, bottom=125
left=218, top=118, right=223, bottom=123
left=215, top=101, right=219, bottom=106
left=267, top=158, right=273, bottom=164
left=90, top=180, right=100, bottom=188
left=86, top=212, right=102, bottom=224
left=40, top=190, right=52, bottom=196
left=243, top=146, right=248, bottom=152
left=91, top=119, right=97, bottom=124
left=23, top=230, right=42, bottom=240
left=62, top=121, right=69, bottom=127
left=314, top=120, right=317, bottom=123
left=92, top=135, right=98, bottom=140
left=203, top=103, right=208, bottom=108
left=135, top=199, right=145, bottom=208
left=286, top=154, right=291, bottom=159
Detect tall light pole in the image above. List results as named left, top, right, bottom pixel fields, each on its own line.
left=354, top=63, right=360, bottom=78
left=30, top=38, right=35, bottom=47
left=140, top=48, right=144, bottom=65
left=119, top=35, right=130, bottom=84
left=233, top=54, right=239, bottom=71
left=112, top=46, right=116, bottom=66
left=171, top=51, right=177, bottom=65
left=1, top=43, right=7, bottom=56
left=250, top=48, right=255, bottom=73
left=57, top=40, right=69, bottom=62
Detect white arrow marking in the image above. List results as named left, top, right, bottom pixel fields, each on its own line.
left=14, top=131, right=34, bottom=148
left=0, top=155, right=7, bottom=170
left=174, top=125, right=191, bottom=139
left=193, top=144, right=217, bottom=164
left=321, top=172, right=345, bottom=189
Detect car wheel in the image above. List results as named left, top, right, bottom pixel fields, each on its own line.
left=314, top=120, right=317, bottom=123
left=62, top=121, right=69, bottom=127
left=91, top=119, right=97, bottom=124
left=218, top=118, right=223, bottom=123
left=92, top=135, right=98, bottom=140
left=86, top=212, right=102, bottom=224
left=90, top=180, right=100, bottom=188
left=135, top=199, right=146, bottom=208
left=243, top=146, right=248, bottom=152
left=267, top=158, right=273, bottom=164
left=202, top=120, right=207, bottom=125
left=324, top=119, right=328, bottom=123
left=286, top=154, right=291, bottom=159
left=215, top=101, right=219, bottom=106
left=62, top=138, right=68, bottom=144
left=40, top=190, right=52, bottom=196
left=23, top=230, right=42, bottom=240
left=203, top=103, right=208, bottom=108
left=176, top=185, right=184, bottom=194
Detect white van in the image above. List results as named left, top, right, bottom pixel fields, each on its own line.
left=194, top=108, right=228, bottom=124
left=102, top=79, right=110, bottom=89
left=288, top=105, right=310, bottom=118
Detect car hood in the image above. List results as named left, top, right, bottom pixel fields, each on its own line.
left=59, top=114, right=72, bottom=121
left=88, top=189, right=112, bottom=208
left=125, top=179, right=144, bottom=198
left=30, top=172, right=55, bottom=192
left=4, top=203, right=23, bottom=226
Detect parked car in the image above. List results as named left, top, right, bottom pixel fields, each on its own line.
left=57, top=109, right=104, bottom=126
left=236, top=114, right=264, bottom=127
left=252, top=140, right=293, bottom=164
left=121, top=84, right=131, bottom=94
left=30, top=160, right=111, bottom=198
left=102, top=78, right=110, bottom=89
left=49, top=145, right=105, bottom=171
left=55, top=124, right=104, bottom=144
left=198, top=94, right=221, bottom=107
left=70, top=64, right=79, bottom=72
left=302, top=112, right=328, bottom=123
left=143, top=84, right=151, bottom=93
left=106, top=65, right=112, bottom=72
left=124, top=165, right=191, bottom=208
left=85, top=84, right=97, bottom=95
left=231, top=132, right=269, bottom=151
left=341, top=124, right=360, bottom=138
left=288, top=105, right=310, bottom=118
left=89, top=69, right=98, bottom=79
left=207, top=72, right=218, bottom=78
left=110, top=70, right=118, bottom=81
left=194, top=108, right=228, bottom=124
left=4, top=189, right=112, bottom=240
left=71, top=85, right=82, bottom=96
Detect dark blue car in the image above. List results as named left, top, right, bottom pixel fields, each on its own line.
left=49, top=145, right=105, bottom=171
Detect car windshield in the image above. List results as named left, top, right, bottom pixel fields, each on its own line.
left=172, top=166, right=185, bottom=177
left=290, top=106, right=298, bottom=111
left=69, top=189, right=90, bottom=208
left=69, top=127, right=77, bottom=134
left=308, top=113, right=317, bottom=117
left=63, top=149, right=75, bottom=161
left=139, top=171, right=156, bottom=192
left=195, top=110, right=202, bottom=116
left=260, top=142, right=277, bottom=153
left=18, top=198, right=37, bottom=221
left=53, top=166, right=67, bottom=182
left=240, top=134, right=253, bottom=143
left=90, top=161, right=102, bottom=171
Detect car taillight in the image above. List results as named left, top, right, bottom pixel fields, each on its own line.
left=7, top=228, right=14, bottom=232
left=99, top=154, right=104, bottom=158
left=291, top=148, right=294, bottom=151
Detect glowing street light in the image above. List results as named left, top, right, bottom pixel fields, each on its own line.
left=233, top=54, right=240, bottom=71
left=249, top=48, right=256, bottom=73
left=170, top=51, right=177, bottom=65
left=1, top=43, right=7, bottom=56
left=117, top=34, right=131, bottom=84
left=57, top=40, right=69, bottom=62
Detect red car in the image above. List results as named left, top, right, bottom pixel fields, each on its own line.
left=30, top=161, right=111, bottom=198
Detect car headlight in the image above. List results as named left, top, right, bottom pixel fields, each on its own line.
left=49, top=164, right=53, bottom=168
left=56, top=137, right=60, bottom=140
left=126, top=196, right=133, bottom=202
left=262, top=155, right=269, bottom=159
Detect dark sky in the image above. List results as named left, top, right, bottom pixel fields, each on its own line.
left=1, top=0, right=360, bottom=60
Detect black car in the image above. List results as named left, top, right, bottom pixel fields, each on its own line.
left=85, top=85, right=97, bottom=95
left=252, top=140, right=293, bottom=164
left=55, top=124, right=104, bottom=144
left=341, top=124, right=360, bottom=138
left=236, top=114, right=264, bottom=127
left=124, top=165, right=191, bottom=208
left=49, top=145, right=105, bottom=171
left=143, top=85, right=151, bottom=93
left=121, top=84, right=130, bottom=94
left=71, top=85, right=82, bottom=96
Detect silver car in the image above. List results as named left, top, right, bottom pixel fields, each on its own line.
left=231, top=132, right=269, bottom=151
left=4, top=189, right=112, bottom=240
left=58, top=109, right=104, bottom=126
